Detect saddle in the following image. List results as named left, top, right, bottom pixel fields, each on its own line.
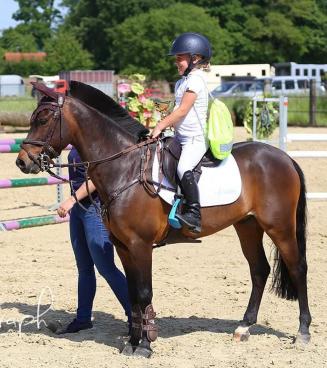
left=160, top=137, right=222, bottom=188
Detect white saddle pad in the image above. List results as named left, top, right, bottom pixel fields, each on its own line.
left=152, top=151, right=242, bottom=207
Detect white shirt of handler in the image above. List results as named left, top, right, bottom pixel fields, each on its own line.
left=174, top=69, right=209, bottom=179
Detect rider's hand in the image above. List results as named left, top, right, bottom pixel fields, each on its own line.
left=151, top=125, right=163, bottom=138
left=57, top=196, right=76, bottom=218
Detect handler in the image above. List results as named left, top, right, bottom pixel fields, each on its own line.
left=57, top=146, right=131, bottom=334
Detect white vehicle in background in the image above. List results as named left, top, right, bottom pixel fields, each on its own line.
left=211, top=80, right=264, bottom=98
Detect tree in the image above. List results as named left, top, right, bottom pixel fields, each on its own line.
left=61, top=0, right=176, bottom=67
left=13, top=0, right=62, bottom=49
left=41, top=31, right=94, bottom=74
left=60, top=0, right=327, bottom=71
left=0, top=25, right=38, bottom=52
left=180, top=0, right=327, bottom=63
left=108, top=3, right=231, bottom=80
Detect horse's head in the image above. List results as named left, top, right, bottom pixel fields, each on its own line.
left=16, top=82, right=71, bottom=174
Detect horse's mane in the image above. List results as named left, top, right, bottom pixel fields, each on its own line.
left=68, top=80, right=149, bottom=139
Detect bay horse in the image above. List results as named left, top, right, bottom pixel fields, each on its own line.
left=16, top=81, right=311, bottom=357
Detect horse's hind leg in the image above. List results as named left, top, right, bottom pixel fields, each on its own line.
left=233, top=216, right=270, bottom=341
left=267, top=228, right=311, bottom=344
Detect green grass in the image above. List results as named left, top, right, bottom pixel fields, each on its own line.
left=0, top=96, right=37, bottom=113
left=288, top=96, right=327, bottom=126
left=220, top=96, right=327, bottom=127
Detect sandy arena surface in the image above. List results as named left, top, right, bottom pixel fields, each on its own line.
left=0, top=127, right=327, bottom=368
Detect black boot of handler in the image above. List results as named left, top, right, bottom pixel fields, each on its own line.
left=175, top=170, right=201, bottom=233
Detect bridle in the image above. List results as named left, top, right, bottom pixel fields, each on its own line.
left=20, top=94, right=65, bottom=172
left=20, top=90, right=162, bottom=214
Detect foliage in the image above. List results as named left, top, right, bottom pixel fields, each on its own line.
left=230, top=99, right=249, bottom=126
left=0, top=59, right=45, bottom=77
left=61, top=0, right=176, bottom=68
left=119, top=74, right=161, bottom=128
left=108, top=4, right=231, bottom=81
left=184, top=0, right=327, bottom=64
left=13, top=0, right=62, bottom=49
left=0, top=30, right=93, bottom=76
left=243, top=100, right=279, bottom=139
left=1, top=0, right=327, bottom=83
left=0, top=25, right=38, bottom=52
left=41, top=31, right=94, bottom=75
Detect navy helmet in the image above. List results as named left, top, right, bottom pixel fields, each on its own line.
left=168, top=32, right=212, bottom=61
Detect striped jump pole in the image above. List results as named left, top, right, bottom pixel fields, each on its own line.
left=0, top=214, right=70, bottom=232
left=0, top=144, right=72, bottom=153
left=0, top=176, right=69, bottom=189
left=0, top=138, right=25, bottom=145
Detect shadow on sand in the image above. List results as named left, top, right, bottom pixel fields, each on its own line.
left=0, top=301, right=290, bottom=350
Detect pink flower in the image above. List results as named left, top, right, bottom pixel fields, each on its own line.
left=138, top=94, right=147, bottom=103
left=129, top=111, right=137, bottom=118
left=143, top=110, right=152, bottom=118
left=117, top=83, right=131, bottom=94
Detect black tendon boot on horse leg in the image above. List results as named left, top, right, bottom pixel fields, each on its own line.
left=176, top=170, right=201, bottom=233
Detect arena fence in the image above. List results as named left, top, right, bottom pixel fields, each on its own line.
left=0, top=143, right=72, bottom=153
left=252, top=96, right=327, bottom=200
left=0, top=214, right=69, bottom=232
left=1, top=140, right=68, bottom=231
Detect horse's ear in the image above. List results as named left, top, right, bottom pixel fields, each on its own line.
left=31, top=82, right=58, bottom=100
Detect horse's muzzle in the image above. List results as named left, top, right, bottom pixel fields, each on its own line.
left=16, top=156, right=41, bottom=174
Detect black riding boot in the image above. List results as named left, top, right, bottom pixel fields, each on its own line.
left=175, top=170, right=201, bottom=233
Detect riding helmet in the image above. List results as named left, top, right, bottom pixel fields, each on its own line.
left=168, top=32, right=212, bottom=60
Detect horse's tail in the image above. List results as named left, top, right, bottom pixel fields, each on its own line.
left=271, top=159, right=307, bottom=301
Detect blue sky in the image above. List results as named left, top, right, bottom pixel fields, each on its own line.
left=0, top=0, right=19, bottom=29
left=0, top=0, right=66, bottom=30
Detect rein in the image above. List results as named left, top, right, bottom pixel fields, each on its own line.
left=21, top=92, right=162, bottom=214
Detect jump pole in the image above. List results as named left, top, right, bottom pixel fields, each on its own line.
left=0, top=176, right=68, bottom=189
left=0, top=138, right=24, bottom=145
left=0, top=214, right=70, bottom=232
left=0, top=144, right=72, bottom=153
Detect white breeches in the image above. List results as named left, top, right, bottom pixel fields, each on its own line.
left=176, top=134, right=209, bottom=179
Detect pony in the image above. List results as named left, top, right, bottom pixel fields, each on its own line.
left=16, top=81, right=311, bottom=357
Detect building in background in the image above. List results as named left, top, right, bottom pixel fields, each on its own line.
left=0, top=74, right=24, bottom=96
left=274, top=62, right=327, bottom=82
left=4, top=52, right=46, bottom=63
left=59, top=70, right=115, bottom=97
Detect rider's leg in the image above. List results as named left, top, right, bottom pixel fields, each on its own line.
left=176, top=135, right=208, bottom=233
left=176, top=170, right=202, bottom=232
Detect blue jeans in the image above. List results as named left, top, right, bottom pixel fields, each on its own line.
left=69, top=201, right=131, bottom=323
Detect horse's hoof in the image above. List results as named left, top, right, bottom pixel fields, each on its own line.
left=233, top=326, right=250, bottom=342
left=120, top=342, right=134, bottom=356
left=294, top=333, right=311, bottom=345
left=233, top=331, right=250, bottom=342
left=133, top=346, right=153, bottom=358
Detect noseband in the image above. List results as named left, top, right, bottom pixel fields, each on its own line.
left=21, top=94, right=65, bottom=171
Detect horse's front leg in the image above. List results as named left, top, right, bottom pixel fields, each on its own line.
left=113, top=237, right=158, bottom=358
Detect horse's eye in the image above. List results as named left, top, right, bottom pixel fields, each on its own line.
left=37, top=119, right=48, bottom=125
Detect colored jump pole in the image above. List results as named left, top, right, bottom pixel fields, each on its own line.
left=0, top=214, right=70, bottom=232
left=0, top=144, right=72, bottom=153
left=0, top=176, right=68, bottom=189
left=0, top=138, right=25, bottom=145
